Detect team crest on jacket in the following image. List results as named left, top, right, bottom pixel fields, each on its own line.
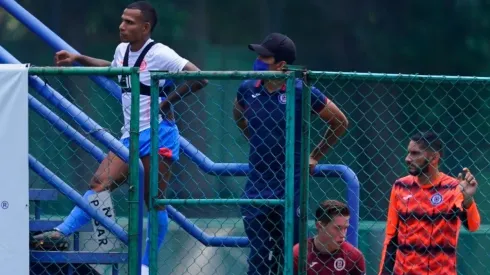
left=278, top=94, right=286, bottom=104
left=430, top=193, right=443, bottom=206
left=334, top=258, right=345, bottom=271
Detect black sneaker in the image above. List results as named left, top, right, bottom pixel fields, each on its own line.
left=31, top=229, right=69, bottom=251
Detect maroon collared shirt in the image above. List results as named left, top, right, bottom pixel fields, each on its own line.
left=294, top=238, right=366, bottom=275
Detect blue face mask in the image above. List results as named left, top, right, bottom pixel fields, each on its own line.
left=253, top=59, right=270, bottom=71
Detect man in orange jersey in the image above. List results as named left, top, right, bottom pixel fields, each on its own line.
left=379, top=131, right=480, bottom=275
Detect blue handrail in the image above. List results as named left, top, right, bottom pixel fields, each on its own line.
left=166, top=205, right=249, bottom=247
left=30, top=89, right=250, bottom=247
left=0, top=0, right=122, bottom=101
left=26, top=104, right=359, bottom=247
left=0, top=0, right=360, bottom=246
left=178, top=136, right=360, bottom=246
left=29, top=94, right=106, bottom=163
left=0, top=44, right=360, bottom=247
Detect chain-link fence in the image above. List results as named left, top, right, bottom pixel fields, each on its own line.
left=28, top=67, right=143, bottom=275
left=147, top=71, right=301, bottom=275
left=23, top=66, right=490, bottom=275
left=141, top=70, right=360, bottom=275
left=306, top=71, right=490, bottom=275
left=142, top=70, right=488, bottom=275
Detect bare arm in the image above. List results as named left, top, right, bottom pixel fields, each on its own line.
left=233, top=98, right=249, bottom=139
left=74, top=55, right=112, bottom=67
left=309, top=99, right=349, bottom=161
left=54, top=50, right=111, bottom=67
left=159, top=61, right=208, bottom=111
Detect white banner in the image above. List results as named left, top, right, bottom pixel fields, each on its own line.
left=0, top=64, right=29, bottom=275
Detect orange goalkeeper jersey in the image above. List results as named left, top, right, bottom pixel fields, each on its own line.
left=379, top=173, right=480, bottom=275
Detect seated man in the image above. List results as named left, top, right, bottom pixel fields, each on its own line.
left=293, top=200, right=366, bottom=275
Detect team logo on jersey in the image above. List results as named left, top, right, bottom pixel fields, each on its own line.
left=278, top=94, right=287, bottom=104
left=430, top=193, right=443, bottom=206
left=140, top=60, right=147, bottom=71
left=334, top=258, right=346, bottom=271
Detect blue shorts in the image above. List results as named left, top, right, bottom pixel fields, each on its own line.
left=120, top=120, right=180, bottom=161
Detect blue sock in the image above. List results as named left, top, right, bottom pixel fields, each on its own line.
left=56, top=190, right=96, bottom=236
left=142, top=210, right=169, bottom=266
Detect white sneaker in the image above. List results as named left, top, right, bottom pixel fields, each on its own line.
left=141, top=264, right=149, bottom=275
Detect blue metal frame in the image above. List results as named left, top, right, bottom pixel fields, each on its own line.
left=179, top=136, right=360, bottom=246
left=1, top=0, right=360, bottom=254
left=28, top=94, right=106, bottom=162
left=27, top=90, right=357, bottom=265
left=1, top=49, right=360, bottom=250
left=25, top=103, right=359, bottom=246
left=167, top=205, right=249, bottom=247
left=31, top=251, right=128, bottom=264
left=1, top=47, right=360, bottom=248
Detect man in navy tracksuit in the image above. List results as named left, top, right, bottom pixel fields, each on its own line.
left=233, top=33, right=349, bottom=274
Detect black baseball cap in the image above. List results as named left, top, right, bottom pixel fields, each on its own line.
left=248, top=33, right=296, bottom=64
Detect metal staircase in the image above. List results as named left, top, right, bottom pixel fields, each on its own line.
left=29, top=189, right=127, bottom=275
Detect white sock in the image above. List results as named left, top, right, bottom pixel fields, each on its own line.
left=141, top=264, right=149, bottom=275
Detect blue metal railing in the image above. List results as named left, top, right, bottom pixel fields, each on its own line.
left=28, top=94, right=106, bottom=163
left=0, top=49, right=360, bottom=248
left=178, top=136, right=360, bottom=246
left=28, top=74, right=251, bottom=247
left=0, top=0, right=360, bottom=247
left=28, top=89, right=360, bottom=247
